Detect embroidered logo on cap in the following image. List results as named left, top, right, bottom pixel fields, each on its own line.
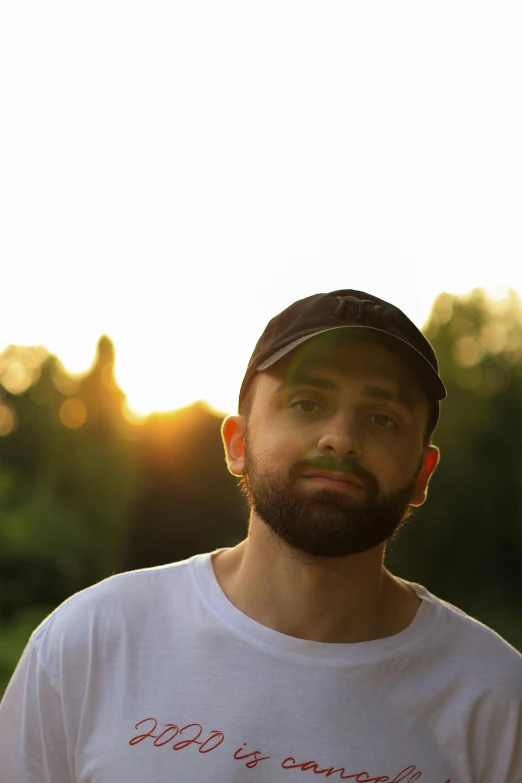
left=333, top=295, right=387, bottom=329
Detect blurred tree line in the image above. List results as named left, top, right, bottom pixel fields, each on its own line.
left=1, top=288, right=522, bottom=693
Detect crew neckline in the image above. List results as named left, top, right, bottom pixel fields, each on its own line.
left=190, top=549, right=442, bottom=665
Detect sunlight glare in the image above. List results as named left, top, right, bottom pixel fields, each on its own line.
left=1, top=4, right=522, bottom=418
left=119, top=365, right=237, bottom=418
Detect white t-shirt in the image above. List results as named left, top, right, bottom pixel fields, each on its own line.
left=1, top=550, right=521, bottom=783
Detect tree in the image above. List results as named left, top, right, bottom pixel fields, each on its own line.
left=0, top=338, right=140, bottom=620
left=386, top=288, right=522, bottom=650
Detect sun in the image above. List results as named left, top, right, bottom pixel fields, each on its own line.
left=115, top=361, right=237, bottom=419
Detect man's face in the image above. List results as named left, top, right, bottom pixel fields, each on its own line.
left=239, top=334, right=435, bottom=558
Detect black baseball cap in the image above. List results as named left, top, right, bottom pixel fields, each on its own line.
left=239, top=290, right=446, bottom=417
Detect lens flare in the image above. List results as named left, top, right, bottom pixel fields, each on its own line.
left=59, top=398, right=87, bottom=429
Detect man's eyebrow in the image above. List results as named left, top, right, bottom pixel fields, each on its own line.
left=361, top=384, right=415, bottom=414
left=283, top=374, right=415, bottom=414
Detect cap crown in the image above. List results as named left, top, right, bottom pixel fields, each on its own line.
left=239, top=289, right=446, bottom=408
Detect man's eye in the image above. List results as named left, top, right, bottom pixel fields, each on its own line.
left=291, top=400, right=320, bottom=413
left=370, top=414, right=397, bottom=429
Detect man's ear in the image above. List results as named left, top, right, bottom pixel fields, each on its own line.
left=410, top=445, right=440, bottom=507
left=221, top=415, right=246, bottom=477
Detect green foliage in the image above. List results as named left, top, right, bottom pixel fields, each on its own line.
left=386, top=288, right=522, bottom=651
left=0, top=338, right=143, bottom=623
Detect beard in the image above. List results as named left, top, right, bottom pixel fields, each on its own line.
left=241, top=444, right=423, bottom=559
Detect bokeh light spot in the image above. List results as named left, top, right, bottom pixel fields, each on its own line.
left=0, top=346, right=47, bottom=394
left=52, top=362, right=83, bottom=396
left=0, top=361, right=34, bottom=395
left=0, top=405, right=16, bottom=436
left=59, top=398, right=87, bottom=429
left=480, top=323, right=507, bottom=355
left=455, top=366, right=483, bottom=391
left=453, top=335, right=484, bottom=367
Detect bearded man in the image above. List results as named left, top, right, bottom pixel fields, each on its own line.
left=1, top=290, right=521, bottom=782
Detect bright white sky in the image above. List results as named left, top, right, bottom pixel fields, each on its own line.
left=1, top=2, right=521, bottom=416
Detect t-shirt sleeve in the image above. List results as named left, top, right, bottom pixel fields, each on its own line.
left=0, top=637, right=73, bottom=783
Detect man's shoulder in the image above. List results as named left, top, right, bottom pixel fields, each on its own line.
left=419, top=583, right=522, bottom=687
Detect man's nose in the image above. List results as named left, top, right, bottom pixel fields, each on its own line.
left=317, top=411, right=362, bottom=460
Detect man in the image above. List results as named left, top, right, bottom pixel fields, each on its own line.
left=1, top=289, right=521, bottom=782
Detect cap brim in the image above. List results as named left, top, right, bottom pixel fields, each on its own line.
left=257, top=325, right=447, bottom=401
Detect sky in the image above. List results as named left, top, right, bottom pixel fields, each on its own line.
left=1, top=2, right=521, bottom=416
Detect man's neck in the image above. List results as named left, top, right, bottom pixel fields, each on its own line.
left=211, top=520, right=421, bottom=644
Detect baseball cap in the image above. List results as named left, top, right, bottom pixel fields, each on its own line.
left=239, top=290, right=446, bottom=415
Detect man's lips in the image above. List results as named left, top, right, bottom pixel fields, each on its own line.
left=300, top=470, right=366, bottom=489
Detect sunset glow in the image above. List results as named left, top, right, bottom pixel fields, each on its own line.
left=1, top=4, right=521, bottom=417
